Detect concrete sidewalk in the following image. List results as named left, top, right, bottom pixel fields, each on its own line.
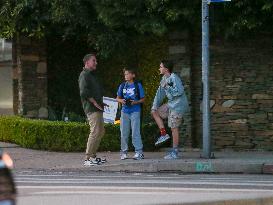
left=1, top=142, right=273, bottom=174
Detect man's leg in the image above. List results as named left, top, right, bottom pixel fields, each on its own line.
left=86, top=112, right=105, bottom=160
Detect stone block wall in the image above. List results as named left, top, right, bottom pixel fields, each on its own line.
left=12, top=35, right=48, bottom=118
left=191, top=36, right=273, bottom=150
left=168, top=31, right=192, bottom=147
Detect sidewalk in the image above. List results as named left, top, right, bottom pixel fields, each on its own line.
left=1, top=142, right=273, bottom=174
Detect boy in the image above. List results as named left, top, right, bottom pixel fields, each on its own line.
left=151, top=60, right=189, bottom=159
left=116, top=68, right=145, bottom=160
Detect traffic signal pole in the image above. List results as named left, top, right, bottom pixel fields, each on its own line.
left=201, top=0, right=212, bottom=158
left=201, top=0, right=231, bottom=158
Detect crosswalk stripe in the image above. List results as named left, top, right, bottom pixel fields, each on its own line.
left=15, top=179, right=273, bottom=187
left=16, top=185, right=273, bottom=193
left=14, top=174, right=273, bottom=181
left=15, top=178, right=273, bottom=184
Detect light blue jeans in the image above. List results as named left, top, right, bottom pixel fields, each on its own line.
left=120, top=111, right=143, bottom=154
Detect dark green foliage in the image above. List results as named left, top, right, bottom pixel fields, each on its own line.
left=47, top=34, right=168, bottom=120
left=0, top=116, right=158, bottom=152
left=47, top=37, right=89, bottom=118
left=1, top=0, right=272, bottom=57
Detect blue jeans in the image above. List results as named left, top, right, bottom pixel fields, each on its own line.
left=120, top=111, right=143, bottom=153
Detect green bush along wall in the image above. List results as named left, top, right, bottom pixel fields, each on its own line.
left=0, top=116, right=158, bottom=152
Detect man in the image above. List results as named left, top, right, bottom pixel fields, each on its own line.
left=79, top=53, right=106, bottom=166
left=151, top=60, right=189, bottom=159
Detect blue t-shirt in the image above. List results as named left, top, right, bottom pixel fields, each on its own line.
left=117, top=82, right=145, bottom=114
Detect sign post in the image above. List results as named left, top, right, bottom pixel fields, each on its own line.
left=201, top=0, right=211, bottom=159
left=208, top=0, right=231, bottom=3
left=201, top=0, right=231, bottom=158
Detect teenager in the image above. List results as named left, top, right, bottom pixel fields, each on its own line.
left=151, top=60, right=189, bottom=159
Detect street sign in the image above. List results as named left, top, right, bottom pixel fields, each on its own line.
left=103, top=96, right=118, bottom=124
left=208, top=0, right=231, bottom=3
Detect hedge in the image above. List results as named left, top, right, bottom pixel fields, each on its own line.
left=0, top=116, right=159, bottom=152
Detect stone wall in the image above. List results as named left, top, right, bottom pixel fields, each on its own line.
left=12, top=35, right=48, bottom=118
left=168, top=31, right=192, bottom=148
left=191, top=36, right=273, bottom=150
left=9, top=32, right=273, bottom=151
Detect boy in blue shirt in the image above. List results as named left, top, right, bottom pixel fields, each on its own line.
left=116, top=68, right=145, bottom=160
left=151, top=60, right=189, bottom=159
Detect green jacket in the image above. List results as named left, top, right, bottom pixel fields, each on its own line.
left=78, top=68, right=104, bottom=115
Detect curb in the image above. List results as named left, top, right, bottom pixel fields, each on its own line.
left=87, top=160, right=266, bottom=174
left=178, top=197, right=273, bottom=205
left=263, top=164, right=273, bottom=174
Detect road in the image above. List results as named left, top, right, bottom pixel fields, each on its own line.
left=14, top=171, right=273, bottom=205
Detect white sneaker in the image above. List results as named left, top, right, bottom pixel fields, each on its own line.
left=133, top=152, right=144, bottom=160
left=120, top=153, right=128, bottom=160
left=155, top=134, right=170, bottom=146
left=96, top=157, right=107, bottom=164
left=164, top=151, right=179, bottom=160
left=84, top=157, right=101, bottom=166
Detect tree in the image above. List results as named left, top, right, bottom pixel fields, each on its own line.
left=0, top=0, right=272, bottom=56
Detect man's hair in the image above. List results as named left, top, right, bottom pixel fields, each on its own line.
left=161, top=60, right=174, bottom=73
left=83, top=53, right=96, bottom=64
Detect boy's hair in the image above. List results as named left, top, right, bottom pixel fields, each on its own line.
left=123, top=68, right=136, bottom=75
left=83, top=53, right=96, bottom=64
left=161, top=60, right=174, bottom=73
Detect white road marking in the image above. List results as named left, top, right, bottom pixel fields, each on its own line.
left=14, top=178, right=273, bottom=187
left=17, top=185, right=273, bottom=193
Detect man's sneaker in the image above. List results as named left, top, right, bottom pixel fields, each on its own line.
left=164, top=150, right=179, bottom=160
left=84, top=157, right=101, bottom=166
left=155, top=134, right=170, bottom=146
left=133, top=152, right=144, bottom=160
left=120, top=153, right=128, bottom=160
left=96, top=157, right=107, bottom=164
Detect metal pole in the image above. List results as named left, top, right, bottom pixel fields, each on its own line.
left=202, top=0, right=211, bottom=158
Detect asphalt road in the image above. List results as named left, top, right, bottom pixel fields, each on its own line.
left=14, top=171, right=273, bottom=205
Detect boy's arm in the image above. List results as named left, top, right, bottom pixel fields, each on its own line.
left=131, top=82, right=145, bottom=105
left=131, top=97, right=144, bottom=105
left=116, top=84, right=126, bottom=105
left=116, top=96, right=126, bottom=105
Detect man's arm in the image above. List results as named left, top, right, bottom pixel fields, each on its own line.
left=88, top=98, right=103, bottom=111
left=79, top=74, right=103, bottom=111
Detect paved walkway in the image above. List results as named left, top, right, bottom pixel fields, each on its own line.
left=1, top=142, right=273, bottom=174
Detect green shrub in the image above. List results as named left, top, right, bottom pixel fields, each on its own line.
left=0, top=116, right=158, bottom=152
